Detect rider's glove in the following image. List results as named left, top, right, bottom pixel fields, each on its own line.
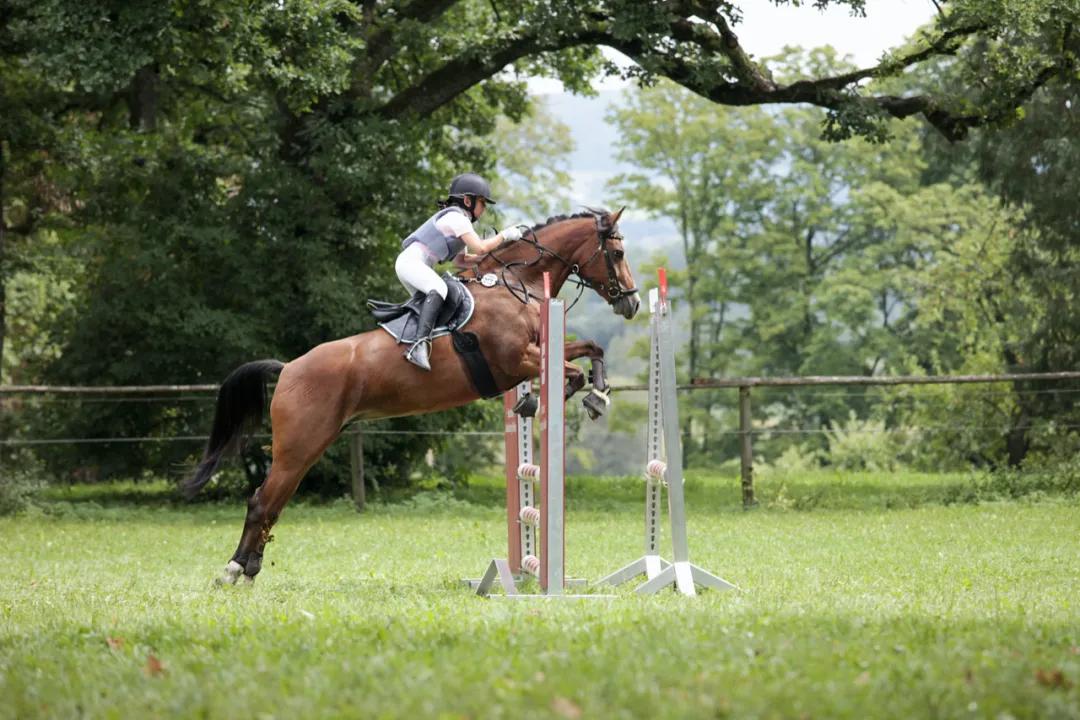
left=500, top=225, right=525, bottom=242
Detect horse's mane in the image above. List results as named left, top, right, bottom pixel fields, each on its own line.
left=527, top=207, right=611, bottom=234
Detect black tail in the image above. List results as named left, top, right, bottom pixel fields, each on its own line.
left=183, top=359, right=285, bottom=498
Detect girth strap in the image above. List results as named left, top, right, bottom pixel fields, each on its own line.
left=451, top=331, right=501, bottom=399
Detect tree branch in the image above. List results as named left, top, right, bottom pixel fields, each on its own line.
left=365, top=3, right=1071, bottom=143
left=376, top=27, right=608, bottom=118
left=793, top=22, right=987, bottom=91
left=602, top=14, right=1071, bottom=142
left=678, top=1, right=776, bottom=91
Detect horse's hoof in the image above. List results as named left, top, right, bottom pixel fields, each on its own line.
left=215, top=560, right=244, bottom=586
left=582, top=388, right=610, bottom=420
left=512, top=393, right=538, bottom=417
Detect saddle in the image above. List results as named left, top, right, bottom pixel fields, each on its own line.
left=367, top=275, right=475, bottom=344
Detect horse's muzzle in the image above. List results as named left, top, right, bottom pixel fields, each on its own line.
left=613, top=291, right=640, bottom=319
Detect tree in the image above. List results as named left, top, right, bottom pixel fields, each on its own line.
left=605, top=80, right=777, bottom=459
left=917, top=49, right=1080, bottom=466
left=605, top=50, right=1049, bottom=469
left=2, top=0, right=1075, bottom=485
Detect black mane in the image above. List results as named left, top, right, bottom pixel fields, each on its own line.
left=529, top=207, right=611, bottom=233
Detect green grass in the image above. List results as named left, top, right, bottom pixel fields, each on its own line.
left=2, top=472, right=1079, bottom=719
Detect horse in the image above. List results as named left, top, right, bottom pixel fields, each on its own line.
left=183, top=208, right=640, bottom=585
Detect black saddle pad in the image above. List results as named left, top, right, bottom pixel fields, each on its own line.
left=368, top=276, right=475, bottom=344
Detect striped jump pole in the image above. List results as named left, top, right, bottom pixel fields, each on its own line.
left=473, top=273, right=596, bottom=598
left=597, top=268, right=736, bottom=596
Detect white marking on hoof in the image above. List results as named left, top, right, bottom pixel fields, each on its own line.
left=239, top=573, right=255, bottom=585
left=214, top=560, right=244, bottom=586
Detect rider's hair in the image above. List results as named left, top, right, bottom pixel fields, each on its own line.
left=438, top=195, right=477, bottom=220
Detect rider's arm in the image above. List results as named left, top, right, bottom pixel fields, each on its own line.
left=460, top=231, right=505, bottom=256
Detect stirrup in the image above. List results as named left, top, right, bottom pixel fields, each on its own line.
left=405, top=339, right=432, bottom=371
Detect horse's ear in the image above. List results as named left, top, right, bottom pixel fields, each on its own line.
left=611, top=207, right=625, bottom=225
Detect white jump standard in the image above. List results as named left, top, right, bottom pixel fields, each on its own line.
left=597, top=268, right=736, bottom=596
left=473, top=273, right=596, bottom=598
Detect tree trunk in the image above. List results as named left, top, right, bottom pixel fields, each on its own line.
left=127, top=66, right=160, bottom=132
left=0, top=137, right=7, bottom=383
left=1005, top=406, right=1030, bottom=468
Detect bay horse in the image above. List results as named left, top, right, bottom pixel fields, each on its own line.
left=184, top=208, right=639, bottom=585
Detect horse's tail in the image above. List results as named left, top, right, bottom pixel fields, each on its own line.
left=183, top=359, right=285, bottom=498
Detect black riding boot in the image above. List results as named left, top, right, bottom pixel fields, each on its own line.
left=405, top=290, right=445, bottom=371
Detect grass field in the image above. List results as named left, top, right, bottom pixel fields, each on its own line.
left=1, top=471, right=1078, bottom=719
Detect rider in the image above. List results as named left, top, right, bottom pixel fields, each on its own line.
left=396, top=172, right=526, bottom=370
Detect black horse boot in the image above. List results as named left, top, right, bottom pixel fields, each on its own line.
left=405, top=290, right=445, bottom=371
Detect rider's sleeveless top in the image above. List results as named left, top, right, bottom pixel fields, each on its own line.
left=401, top=206, right=471, bottom=264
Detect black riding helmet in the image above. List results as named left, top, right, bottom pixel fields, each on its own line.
left=448, top=173, right=496, bottom=205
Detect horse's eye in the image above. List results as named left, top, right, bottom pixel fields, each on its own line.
left=613, top=250, right=625, bottom=261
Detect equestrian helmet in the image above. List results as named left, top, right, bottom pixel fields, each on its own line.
left=448, top=173, right=497, bottom=204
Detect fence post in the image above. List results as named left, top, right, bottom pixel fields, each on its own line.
left=738, top=385, right=755, bottom=509
left=349, top=429, right=365, bottom=512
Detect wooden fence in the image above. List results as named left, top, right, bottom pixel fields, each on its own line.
left=4, top=370, right=1080, bottom=511
left=610, top=371, right=1080, bottom=509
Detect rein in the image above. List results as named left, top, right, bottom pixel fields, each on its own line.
left=460, top=213, right=633, bottom=309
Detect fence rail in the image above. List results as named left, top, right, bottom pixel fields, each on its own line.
left=0, top=384, right=220, bottom=394
left=5, top=371, right=1080, bottom=396
left=4, top=371, right=1079, bottom=510
left=611, top=370, right=1080, bottom=392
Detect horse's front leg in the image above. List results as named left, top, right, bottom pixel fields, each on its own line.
left=563, top=339, right=610, bottom=419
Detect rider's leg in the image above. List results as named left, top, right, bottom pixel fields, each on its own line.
left=395, top=244, right=448, bottom=298
left=406, top=291, right=444, bottom=370
left=394, top=245, right=448, bottom=370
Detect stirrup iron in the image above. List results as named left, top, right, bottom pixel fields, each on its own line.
left=405, top=339, right=432, bottom=371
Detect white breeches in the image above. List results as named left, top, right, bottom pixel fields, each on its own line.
left=395, top=243, right=448, bottom=299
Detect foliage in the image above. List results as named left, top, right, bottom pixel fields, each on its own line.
left=0, top=0, right=541, bottom=490
left=607, top=68, right=994, bottom=468
left=2, top=1, right=1078, bottom=490
left=821, top=411, right=911, bottom=472
left=915, top=48, right=1080, bottom=467
left=0, top=452, right=43, bottom=516
left=604, top=42, right=1080, bottom=472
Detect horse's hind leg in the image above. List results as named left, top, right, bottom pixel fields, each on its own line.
left=218, top=461, right=307, bottom=585
left=217, top=396, right=345, bottom=585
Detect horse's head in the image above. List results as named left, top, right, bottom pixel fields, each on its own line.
left=580, top=207, right=640, bottom=318
left=470, top=207, right=640, bottom=318
left=529, top=208, right=640, bottom=319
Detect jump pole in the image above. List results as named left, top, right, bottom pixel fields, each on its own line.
left=473, top=273, right=599, bottom=598
left=597, top=268, right=736, bottom=596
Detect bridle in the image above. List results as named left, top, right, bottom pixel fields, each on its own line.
left=469, top=212, right=637, bottom=308
left=572, top=213, right=639, bottom=301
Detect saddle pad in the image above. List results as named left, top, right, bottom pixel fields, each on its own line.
left=375, top=279, right=476, bottom=344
